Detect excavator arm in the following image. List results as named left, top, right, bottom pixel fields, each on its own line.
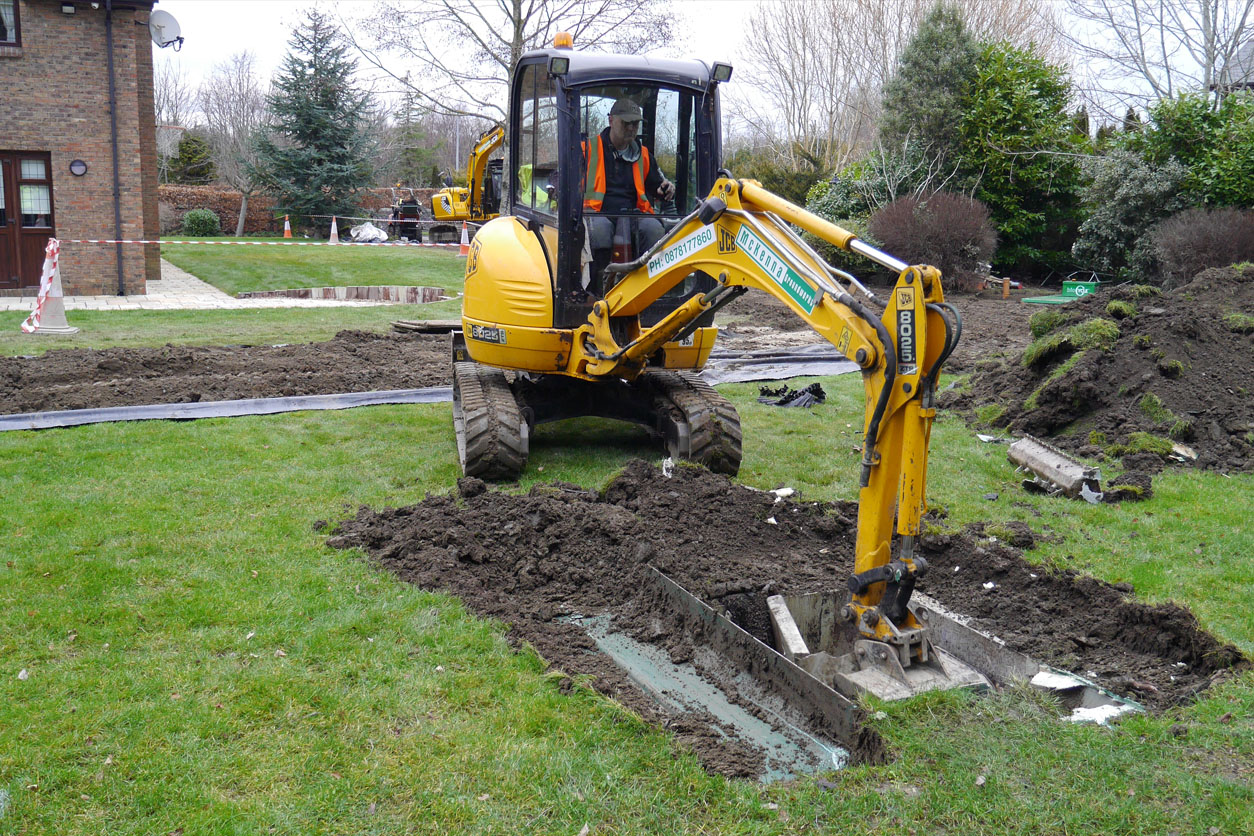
left=569, top=178, right=962, bottom=660
left=465, top=125, right=504, bottom=218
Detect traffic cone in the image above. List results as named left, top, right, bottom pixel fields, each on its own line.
left=283, top=215, right=292, bottom=238
left=457, top=221, right=470, bottom=257
left=21, top=239, right=79, bottom=336
left=329, top=216, right=340, bottom=245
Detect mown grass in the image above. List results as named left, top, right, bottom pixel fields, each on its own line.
left=2, top=371, right=1251, bottom=834
left=0, top=301, right=463, bottom=357
left=159, top=236, right=467, bottom=296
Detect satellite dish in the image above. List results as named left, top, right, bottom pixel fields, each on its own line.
left=148, top=9, right=184, bottom=51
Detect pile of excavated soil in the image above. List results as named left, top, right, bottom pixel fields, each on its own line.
left=943, top=267, right=1254, bottom=472
left=0, top=331, right=450, bottom=415
left=327, top=460, right=1247, bottom=779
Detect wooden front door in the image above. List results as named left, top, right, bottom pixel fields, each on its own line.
left=0, top=152, right=56, bottom=290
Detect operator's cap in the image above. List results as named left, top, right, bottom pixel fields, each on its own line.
left=610, top=97, right=643, bottom=122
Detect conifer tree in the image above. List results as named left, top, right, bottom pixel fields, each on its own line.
left=253, top=9, right=375, bottom=221
left=878, top=3, right=980, bottom=164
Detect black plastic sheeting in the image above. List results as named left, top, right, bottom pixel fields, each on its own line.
left=0, top=388, right=454, bottom=431
left=700, top=343, right=857, bottom=384
left=1, top=345, right=858, bottom=432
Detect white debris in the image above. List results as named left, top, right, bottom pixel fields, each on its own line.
left=1030, top=573, right=1038, bottom=578
left=1079, top=483, right=1104, bottom=504
left=17, top=669, right=28, bottom=681
left=766, top=517, right=778, bottom=525
left=1070, top=703, right=1138, bottom=724
left=953, top=565, right=960, bottom=572
left=246, top=631, right=255, bottom=641
left=1031, top=670, right=1082, bottom=691
left=661, top=457, right=674, bottom=478
left=982, top=582, right=996, bottom=590
left=771, top=487, right=796, bottom=500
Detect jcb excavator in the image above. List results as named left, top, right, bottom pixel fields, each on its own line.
left=430, top=123, right=505, bottom=242
left=448, top=40, right=1092, bottom=718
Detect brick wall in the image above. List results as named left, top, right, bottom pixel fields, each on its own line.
left=156, top=186, right=441, bottom=236
left=0, top=0, right=159, bottom=296
left=158, top=185, right=280, bottom=235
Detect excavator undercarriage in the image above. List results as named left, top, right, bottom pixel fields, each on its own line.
left=453, top=338, right=742, bottom=481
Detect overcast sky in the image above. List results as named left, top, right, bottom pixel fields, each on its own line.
left=153, top=0, right=756, bottom=91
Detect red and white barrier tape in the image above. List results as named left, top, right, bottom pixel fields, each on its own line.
left=61, top=239, right=465, bottom=247
left=20, top=239, right=61, bottom=333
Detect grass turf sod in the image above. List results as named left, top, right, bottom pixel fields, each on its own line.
left=1, top=374, right=1251, bottom=834
left=158, top=236, right=468, bottom=297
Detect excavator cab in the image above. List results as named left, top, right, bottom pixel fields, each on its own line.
left=501, top=50, right=727, bottom=331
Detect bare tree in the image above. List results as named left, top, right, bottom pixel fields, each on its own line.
left=153, top=58, right=196, bottom=184
left=734, top=0, right=1063, bottom=173
left=154, top=57, right=195, bottom=127
left=198, top=52, right=268, bottom=236
left=342, top=0, right=676, bottom=123
left=1059, top=0, right=1254, bottom=115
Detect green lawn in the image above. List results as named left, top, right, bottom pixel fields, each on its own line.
left=159, top=236, right=467, bottom=296
left=2, top=245, right=1250, bottom=832
left=1, top=372, right=1250, bottom=835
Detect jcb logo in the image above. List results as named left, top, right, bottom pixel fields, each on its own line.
left=897, top=287, right=915, bottom=309
left=718, top=227, right=738, bottom=254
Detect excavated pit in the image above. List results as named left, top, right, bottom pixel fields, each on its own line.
left=327, top=460, right=1247, bottom=780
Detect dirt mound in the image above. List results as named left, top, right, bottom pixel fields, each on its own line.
left=327, top=460, right=1247, bottom=778
left=944, top=267, right=1254, bottom=471
left=0, top=331, right=452, bottom=415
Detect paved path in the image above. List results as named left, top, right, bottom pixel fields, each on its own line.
left=0, top=259, right=396, bottom=312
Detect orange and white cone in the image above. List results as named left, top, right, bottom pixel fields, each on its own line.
left=457, top=221, right=470, bottom=257
left=21, top=239, right=79, bottom=336
left=283, top=215, right=292, bottom=238
left=329, top=216, right=340, bottom=245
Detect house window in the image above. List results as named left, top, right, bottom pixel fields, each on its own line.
left=0, top=0, right=18, bottom=46
left=18, top=157, right=53, bottom=228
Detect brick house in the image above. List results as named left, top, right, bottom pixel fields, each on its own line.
left=0, top=0, right=160, bottom=296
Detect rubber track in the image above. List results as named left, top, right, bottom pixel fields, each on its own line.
left=452, top=361, right=528, bottom=480
left=645, top=370, right=743, bottom=475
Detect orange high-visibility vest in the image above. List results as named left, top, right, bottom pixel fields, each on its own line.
left=583, top=135, right=654, bottom=213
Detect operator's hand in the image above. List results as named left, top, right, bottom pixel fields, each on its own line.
left=658, top=179, right=676, bottom=202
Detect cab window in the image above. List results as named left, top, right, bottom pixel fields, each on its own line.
left=579, top=85, right=697, bottom=216
left=515, top=63, right=559, bottom=216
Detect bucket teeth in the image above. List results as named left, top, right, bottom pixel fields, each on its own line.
left=1007, top=434, right=1102, bottom=498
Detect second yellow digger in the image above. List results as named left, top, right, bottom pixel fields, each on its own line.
left=429, top=123, right=505, bottom=242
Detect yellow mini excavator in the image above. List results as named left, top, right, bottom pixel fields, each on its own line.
left=429, top=123, right=505, bottom=242
left=447, top=39, right=1079, bottom=711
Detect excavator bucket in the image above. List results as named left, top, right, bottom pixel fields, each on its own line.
left=567, top=566, right=1137, bottom=779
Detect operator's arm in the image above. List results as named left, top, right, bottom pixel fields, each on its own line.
left=645, top=155, right=675, bottom=202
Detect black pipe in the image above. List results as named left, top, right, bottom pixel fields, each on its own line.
left=105, top=0, right=125, bottom=296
